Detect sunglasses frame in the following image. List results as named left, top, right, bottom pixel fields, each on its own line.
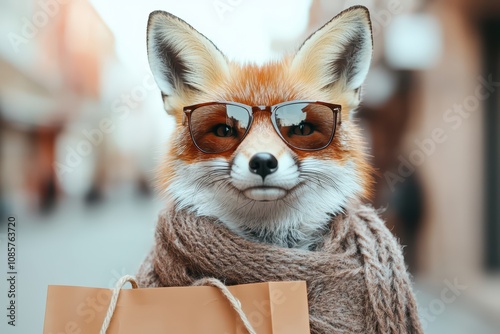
left=183, top=100, right=342, bottom=154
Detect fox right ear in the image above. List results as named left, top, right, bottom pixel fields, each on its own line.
left=291, top=6, right=373, bottom=93
left=147, top=11, right=229, bottom=113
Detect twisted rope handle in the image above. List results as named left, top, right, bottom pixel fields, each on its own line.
left=100, top=275, right=138, bottom=334
left=193, top=278, right=256, bottom=334
left=99, top=275, right=256, bottom=334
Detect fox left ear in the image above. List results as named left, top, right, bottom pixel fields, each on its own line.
left=291, top=6, right=373, bottom=92
left=147, top=11, right=230, bottom=114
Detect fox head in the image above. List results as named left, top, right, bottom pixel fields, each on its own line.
left=147, top=6, right=374, bottom=249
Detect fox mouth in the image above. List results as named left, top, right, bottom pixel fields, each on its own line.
left=243, top=186, right=288, bottom=201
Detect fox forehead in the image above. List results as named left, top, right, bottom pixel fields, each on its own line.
left=198, top=60, right=329, bottom=107
left=222, top=61, right=298, bottom=105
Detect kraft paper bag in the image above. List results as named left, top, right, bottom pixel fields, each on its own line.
left=43, top=280, right=310, bottom=334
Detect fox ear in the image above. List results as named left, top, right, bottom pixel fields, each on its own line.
left=147, top=11, right=229, bottom=111
left=291, top=6, right=373, bottom=92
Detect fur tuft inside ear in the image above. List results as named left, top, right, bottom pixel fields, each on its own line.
left=291, top=6, right=373, bottom=92
left=147, top=11, right=229, bottom=109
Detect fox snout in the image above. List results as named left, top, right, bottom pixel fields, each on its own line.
left=237, top=151, right=291, bottom=201
left=229, top=122, right=300, bottom=201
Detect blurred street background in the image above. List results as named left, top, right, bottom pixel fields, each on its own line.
left=0, top=0, right=499, bottom=333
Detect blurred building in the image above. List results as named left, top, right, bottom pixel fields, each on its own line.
left=0, top=0, right=115, bottom=212
left=0, top=0, right=168, bottom=214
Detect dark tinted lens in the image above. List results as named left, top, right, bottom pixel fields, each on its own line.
left=274, top=102, right=336, bottom=150
left=189, top=103, right=250, bottom=153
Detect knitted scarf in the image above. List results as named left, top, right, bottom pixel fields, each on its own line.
left=136, top=202, right=423, bottom=334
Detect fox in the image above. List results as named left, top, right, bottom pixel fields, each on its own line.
left=147, top=6, right=374, bottom=250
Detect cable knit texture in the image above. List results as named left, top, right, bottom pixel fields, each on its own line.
left=136, top=202, right=423, bottom=334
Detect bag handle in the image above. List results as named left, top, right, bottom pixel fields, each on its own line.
left=100, top=275, right=138, bottom=334
left=193, top=278, right=256, bottom=334
left=100, top=275, right=256, bottom=334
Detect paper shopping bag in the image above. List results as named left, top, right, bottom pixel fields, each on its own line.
left=43, top=280, right=310, bottom=333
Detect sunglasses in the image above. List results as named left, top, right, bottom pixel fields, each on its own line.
left=182, top=100, right=342, bottom=154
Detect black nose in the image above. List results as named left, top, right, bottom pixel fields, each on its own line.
left=249, top=153, right=278, bottom=180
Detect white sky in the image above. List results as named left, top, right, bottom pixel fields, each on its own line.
left=89, top=0, right=312, bottom=71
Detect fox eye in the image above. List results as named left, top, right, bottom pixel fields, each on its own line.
left=213, top=124, right=234, bottom=137
left=290, top=123, right=314, bottom=136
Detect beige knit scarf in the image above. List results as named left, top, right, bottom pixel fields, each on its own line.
left=136, top=202, right=423, bottom=334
